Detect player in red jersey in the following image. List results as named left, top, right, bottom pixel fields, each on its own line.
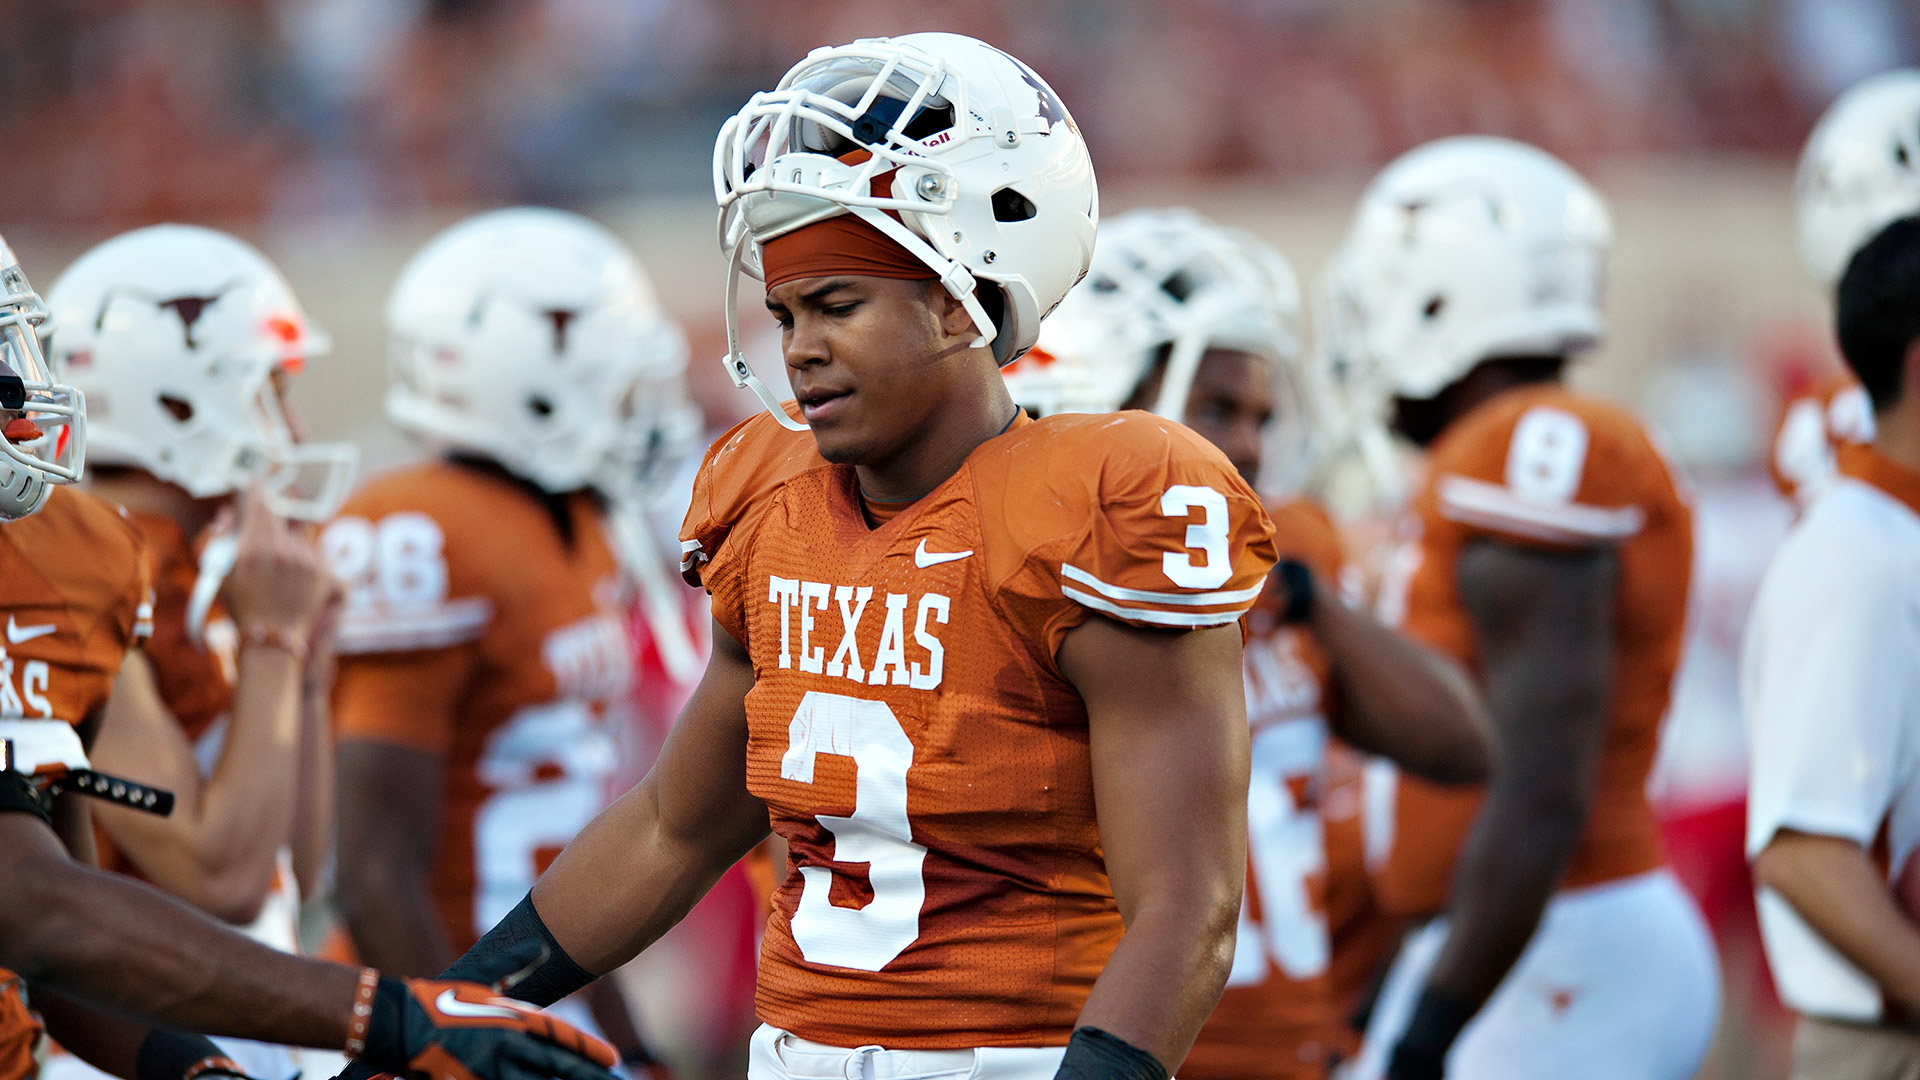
left=0, top=233, right=617, bottom=1080
left=1328, top=139, right=1719, bottom=1080
left=426, top=33, right=1276, bottom=1080
left=1003, top=206, right=1488, bottom=1080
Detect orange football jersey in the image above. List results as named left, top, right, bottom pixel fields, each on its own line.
left=1185, top=498, right=1345, bottom=1080
left=324, top=462, right=634, bottom=951
left=123, top=512, right=235, bottom=743
left=0, top=487, right=153, bottom=1076
left=681, top=407, right=1277, bottom=1049
left=1771, top=373, right=1874, bottom=507
left=1375, top=385, right=1692, bottom=917
left=1319, top=742, right=1398, bottom=1050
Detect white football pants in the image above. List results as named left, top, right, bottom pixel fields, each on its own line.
left=747, top=1025, right=1068, bottom=1080
left=1347, top=868, right=1720, bottom=1080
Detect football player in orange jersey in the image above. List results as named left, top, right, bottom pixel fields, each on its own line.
left=1772, top=70, right=1920, bottom=507
left=418, top=33, right=1274, bottom=1080
left=325, top=208, right=683, bottom=1071
left=37, top=224, right=356, bottom=1080
left=1001, top=207, right=1489, bottom=1080
left=1325, top=139, right=1719, bottom=1080
left=0, top=232, right=620, bottom=1080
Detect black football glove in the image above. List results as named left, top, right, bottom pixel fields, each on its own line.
left=351, top=974, right=618, bottom=1080
left=134, top=1029, right=258, bottom=1080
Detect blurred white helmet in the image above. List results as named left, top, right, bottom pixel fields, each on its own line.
left=1005, top=208, right=1322, bottom=491
left=387, top=207, right=688, bottom=494
left=0, top=235, right=84, bottom=522
left=1795, top=69, right=1920, bottom=291
left=45, top=225, right=356, bottom=520
left=715, top=32, right=1099, bottom=429
left=1326, top=136, right=1612, bottom=405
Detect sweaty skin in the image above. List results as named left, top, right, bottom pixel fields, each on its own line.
left=526, top=273, right=1252, bottom=1071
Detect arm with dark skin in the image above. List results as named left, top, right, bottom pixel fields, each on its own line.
left=1303, top=572, right=1492, bottom=786
left=527, top=622, right=770, bottom=972
left=32, top=986, right=164, bottom=1079
left=334, top=740, right=456, bottom=976
left=1753, top=830, right=1920, bottom=1013
left=1058, top=618, right=1250, bottom=1072
left=0, top=812, right=359, bottom=1045
left=1410, top=541, right=1617, bottom=1017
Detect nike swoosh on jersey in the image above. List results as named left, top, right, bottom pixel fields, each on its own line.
left=6, top=617, right=55, bottom=644
left=432, top=988, right=528, bottom=1022
left=914, top=539, right=974, bottom=569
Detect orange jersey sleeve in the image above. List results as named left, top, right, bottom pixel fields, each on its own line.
left=979, top=411, right=1278, bottom=660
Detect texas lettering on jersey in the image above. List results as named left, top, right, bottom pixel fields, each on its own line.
left=683, top=407, right=1277, bottom=1050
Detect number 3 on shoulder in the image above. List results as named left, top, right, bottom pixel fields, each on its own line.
left=1161, top=484, right=1233, bottom=590
left=1506, top=407, right=1590, bottom=504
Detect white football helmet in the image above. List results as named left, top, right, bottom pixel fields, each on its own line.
left=1326, top=136, right=1613, bottom=406
left=387, top=207, right=687, bottom=494
left=714, top=32, right=1099, bottom=429
left=1795, top=69, right=1920, bottom=290
left=45, top=225, right=355, bottom=520
left=0, top=234, right=84, bottom=522
left=1005, top=208, right=1320, bottom=491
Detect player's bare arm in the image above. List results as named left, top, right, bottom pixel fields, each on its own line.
left=334, top=735, right=457, bottom=975
left=530, top=620, right=768, bottom=973
left=1754, top=830, right=1920, bottom=1013
left=1304, top=578, right=1490, bottom=786
left=0, top=811, right=620, bottom=1078
left=1393, top=541, right=1617, bottom=1068
left=293, top=589, right=342, bottom=899
left=1060, top=617, right=1250, bottom=1071
left=87, top=488, right=332, bottom=922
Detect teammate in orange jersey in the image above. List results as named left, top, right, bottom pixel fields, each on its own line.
left=325, top=208, right=684, bottom=1070
left=1003, top=207, right=1489, bottom=1080
left=1327, top=139, right=1719, bottom=1080
left=421, top=33, right=1274, bottom=1080
left=0, top=232, right=620, bottom=1080
left=37, top=225, right=357, bottom=1080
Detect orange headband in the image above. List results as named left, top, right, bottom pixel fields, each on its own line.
left=760, top=213, right=938, bottom=290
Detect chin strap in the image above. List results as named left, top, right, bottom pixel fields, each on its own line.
left=186, top=532, right=239, bottom=646
left=722, top=239, right=809, bottom=432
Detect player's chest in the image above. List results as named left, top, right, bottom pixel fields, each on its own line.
left=0, top=558, right=109, bottom=724
left=1242, top=625, right=1329, bottom=728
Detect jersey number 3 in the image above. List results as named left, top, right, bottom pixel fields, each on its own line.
left=782, top=691, right=928, bottom=971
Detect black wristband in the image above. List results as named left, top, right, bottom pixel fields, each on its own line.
left=1276, top=559, right=1316, bottom=624
left=440, top=893, right=595, bottom=1007
left=135, top=1029, right=232, bottom=1080
left=0, top=770, right=51, bottom=826
left=1388, top=988, right=1477, bottom=1080
left=1052, top=1027, right=1167, bottom=1080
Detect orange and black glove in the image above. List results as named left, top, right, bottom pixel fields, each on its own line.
left=348, top=971, right=618, bottom=1080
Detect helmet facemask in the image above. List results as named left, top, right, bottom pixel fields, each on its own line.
left=0, top=249, right=84, bottom=521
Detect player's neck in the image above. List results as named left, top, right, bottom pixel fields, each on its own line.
left=1873, top=393, right=1920, bottom=474
left=854, top=372, right=1020, bottom=505
left=85, top=468, right=222, bottom=536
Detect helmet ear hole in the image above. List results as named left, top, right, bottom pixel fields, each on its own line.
left=158, top=394, right=195, bottom=423
left=991, top=187, right=1038, bottom=223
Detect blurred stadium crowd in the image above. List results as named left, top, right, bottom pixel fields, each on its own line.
left=3, top=0, right=1917, bottom=226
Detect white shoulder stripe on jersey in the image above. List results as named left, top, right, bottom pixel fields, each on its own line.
left=1061, top=585, right=1254, bottom=627
left=1437, top=474, right=1645, bottom=545
left=335, top=596, right=495, bottom=655
left=1060, top=563, right=1264, bottom=607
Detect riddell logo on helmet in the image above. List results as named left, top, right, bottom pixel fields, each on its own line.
left=923, top=131, right=952, bottom=148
